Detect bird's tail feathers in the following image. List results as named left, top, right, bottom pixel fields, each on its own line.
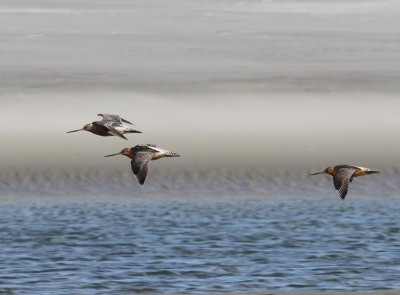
left=365, top=169, right=380, bottom=175
left=127, top=128, right=142, bottom=134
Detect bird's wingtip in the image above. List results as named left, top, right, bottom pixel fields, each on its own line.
left=368, top=169, right=380, bottom=174
left=336, top=190, right=347, bottom=200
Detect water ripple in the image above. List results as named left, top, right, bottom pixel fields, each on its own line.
left=0, top=196, right=399, bottom=293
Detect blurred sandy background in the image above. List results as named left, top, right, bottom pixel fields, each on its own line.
left=1, top=0, right=400, bottom=172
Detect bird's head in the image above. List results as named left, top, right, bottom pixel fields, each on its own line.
left=310, top=166, right=335, bottom=176
left=67, top=123, right=93, bottom=133
left=83, top=123, right=93, bottom=131
left=104, top=147, right=133, bottom=158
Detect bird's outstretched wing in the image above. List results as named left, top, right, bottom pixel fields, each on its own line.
left=131, top=151, right=155, bottom=185
left=134, top=144, right=159, bottom=153
left=333, top=167, right=358, bottom=199
left=106, top=125, right=128, bottom=139
left=96, top=115, right=127, bottom=139
left=135, top=160, right=150, bottom=185
left=97, top=114, right=133, bottom=125
left=98, top=113, right=122, bottom=123
left=120, top=117, right=133, bottom=125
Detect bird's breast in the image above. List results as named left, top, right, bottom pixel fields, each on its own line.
left=90, top=125, right=111, bottom=136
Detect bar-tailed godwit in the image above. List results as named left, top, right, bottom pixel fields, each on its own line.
left=310, top=165, right=379, bottom=199
left=105, top=144, right=180, bottom=185
left=67, top=114, right=141, bottom=140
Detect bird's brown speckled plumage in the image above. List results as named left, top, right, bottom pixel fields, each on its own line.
left=310, top=165, right=379, bottom=199
left=104, top=144, right=180, bottom=185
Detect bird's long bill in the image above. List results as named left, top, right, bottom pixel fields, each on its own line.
left=67, top=128, right=84, bottom=133
left=309, top=171, right=324, bottom=176
left=104, top=152, right=122, bottom=157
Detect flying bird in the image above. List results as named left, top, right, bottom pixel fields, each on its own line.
left=105, top=144, right=180, bottom=185
left=310, top=165, right=379, bottom=199
left=67, top=114, right=142, bottom=140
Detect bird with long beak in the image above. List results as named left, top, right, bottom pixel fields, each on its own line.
left=67, top=113, right=142, bottom=140
left=310, top=165, right=379, bottom=199
left=105, top=144, right=180, bottom=185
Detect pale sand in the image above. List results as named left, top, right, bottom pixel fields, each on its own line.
left=1, top=0, right=400, bottom=95
left=1, top=0, right=400, bottom=171
left=1, top=92, right=400, bottom=171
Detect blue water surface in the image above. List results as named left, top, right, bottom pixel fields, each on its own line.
left=0, top=194, right=399, bottom=294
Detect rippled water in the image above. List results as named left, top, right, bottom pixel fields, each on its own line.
left=0, top=191, right=399, bottom=294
